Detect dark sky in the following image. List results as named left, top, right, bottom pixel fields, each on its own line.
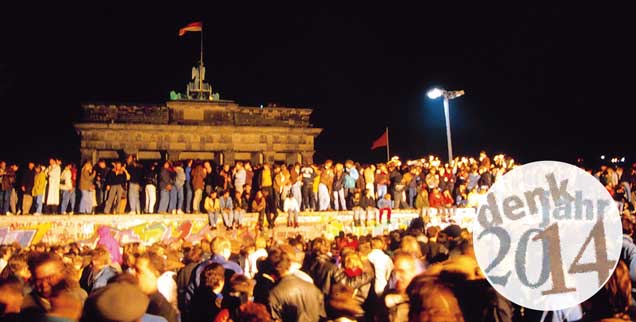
left=1, top=3, right=634, bottom=166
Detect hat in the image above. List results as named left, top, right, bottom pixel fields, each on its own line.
left=87, top=282, right=149, bottom=322
left=441, top=224, right=462, bottom=239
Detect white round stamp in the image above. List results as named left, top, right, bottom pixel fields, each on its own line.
left=473, top=161, right=622, bottom=311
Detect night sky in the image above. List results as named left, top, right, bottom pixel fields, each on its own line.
left=1, top=3, right=634, bottom=166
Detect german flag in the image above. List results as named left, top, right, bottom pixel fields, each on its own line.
left=178, top=22, right=202, bottom=36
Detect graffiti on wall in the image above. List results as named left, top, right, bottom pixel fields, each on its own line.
left=0, top=209, right=476, bottom=247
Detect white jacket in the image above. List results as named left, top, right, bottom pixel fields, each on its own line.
left=46, top=164, right=61, bottom=205
left=60, top=168, right=73, bottom=191
left=368, top=248, right=394, bottom=296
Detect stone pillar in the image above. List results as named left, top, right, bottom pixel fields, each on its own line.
left=216, top=152, right=225, bottom=166
left=263, top=152, right=275, bottom=165
left=80, top=149, right=97, bottom=165
left=251, top=152, right=264, bottom=165
left=224, top=151, right=235, bottom=166
left=123, top=148, right=139, bottom=159
left=286, top=153, right=301, bottom=165
left=301, top=152, right=315, bottom=165
left=167, top=150, right=180, bottom=161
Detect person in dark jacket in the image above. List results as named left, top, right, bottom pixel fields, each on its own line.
left=19, top=162, right=35, bottom=215
left=360, top=189, right=377, bottom=226
left=233, top=190, right=248, bottom=229
left=332, top=164, right=346, bottom=211
left=176, top=245, right=203, bottom=315
left=351, top=191, right=364, bottom=226
left=333, top=252, right=374, bottom=308
left=126, top=156, right=144, bottom=215
left=103, top=162, right=129, bottom=214
left=301, top=237, right=339, bottom=298
left=253, top=249, right=278, bottom=307
left=94, top=160, right=110, bottom=212
left=268, top=245, right=326, bottom=322
left=157, top=161, right=176, bottom=214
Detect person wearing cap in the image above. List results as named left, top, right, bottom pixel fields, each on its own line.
left=420, top=226, right=449, bottom=265
left=438, top=224, right=465, bottom=259
left=81, top=282, right=152, bottom=322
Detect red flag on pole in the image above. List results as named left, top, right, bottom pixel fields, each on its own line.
left=178, top=21, right=203, bottom=36
left=371, top=130, right=388, bottom=150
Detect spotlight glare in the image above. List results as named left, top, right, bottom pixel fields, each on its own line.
left=427, top=88, right=444, bottom=99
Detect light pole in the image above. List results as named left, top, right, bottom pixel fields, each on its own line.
left=427, top=88, right=465, bottom=163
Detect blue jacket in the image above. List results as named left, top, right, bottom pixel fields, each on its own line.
left=185, top=166, right=191, bottom=182
left=378, top=198, right=392, bottom=209
left=91, top=266, right=119, bottom=292
left=344, top=168, right=359, bottom=189
left=220, top=196, right=233, bottom=210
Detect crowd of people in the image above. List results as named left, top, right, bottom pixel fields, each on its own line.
left=0, top=209, right=634, bottom=322
left=0, top=152, right=635, bottom=321
left=0, top=152, right=512, bottom=227
left=2, top=152, right=635, bottom=228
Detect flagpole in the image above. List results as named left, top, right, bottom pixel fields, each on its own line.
left=199, top=22, right=204, bottom=97
left=385, top=127, right=390, bottom=162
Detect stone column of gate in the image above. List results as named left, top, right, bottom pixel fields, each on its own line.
left=301, top=152, right=315, bottom=165
left=167, top=150, right=182, bottom=161
left=80, top=148, right=97, bottom=165
left=224, top=151, right=236, bottom=166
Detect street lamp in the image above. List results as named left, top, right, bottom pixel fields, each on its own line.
left=427, top=87, right=465, bottom=162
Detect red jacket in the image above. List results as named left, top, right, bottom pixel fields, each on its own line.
left=429, top=192, right=444, bottom=208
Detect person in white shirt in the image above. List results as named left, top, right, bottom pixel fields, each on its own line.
left=158, top=270, right=178, bottom=310
left=367, top=236, right=393, bottom=296
left=246, top=236, right=268, bottom=279
left=45, top=158, right=61, bottom=213
left=0, top=245, right=12, bottom=273
left=60, top=163, right=74, bottom=214
left=540, top=306, right=583, bottom=322
left=284, top=193, right=300, bottom=228
left=233, top=162, right=247, bottom=194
